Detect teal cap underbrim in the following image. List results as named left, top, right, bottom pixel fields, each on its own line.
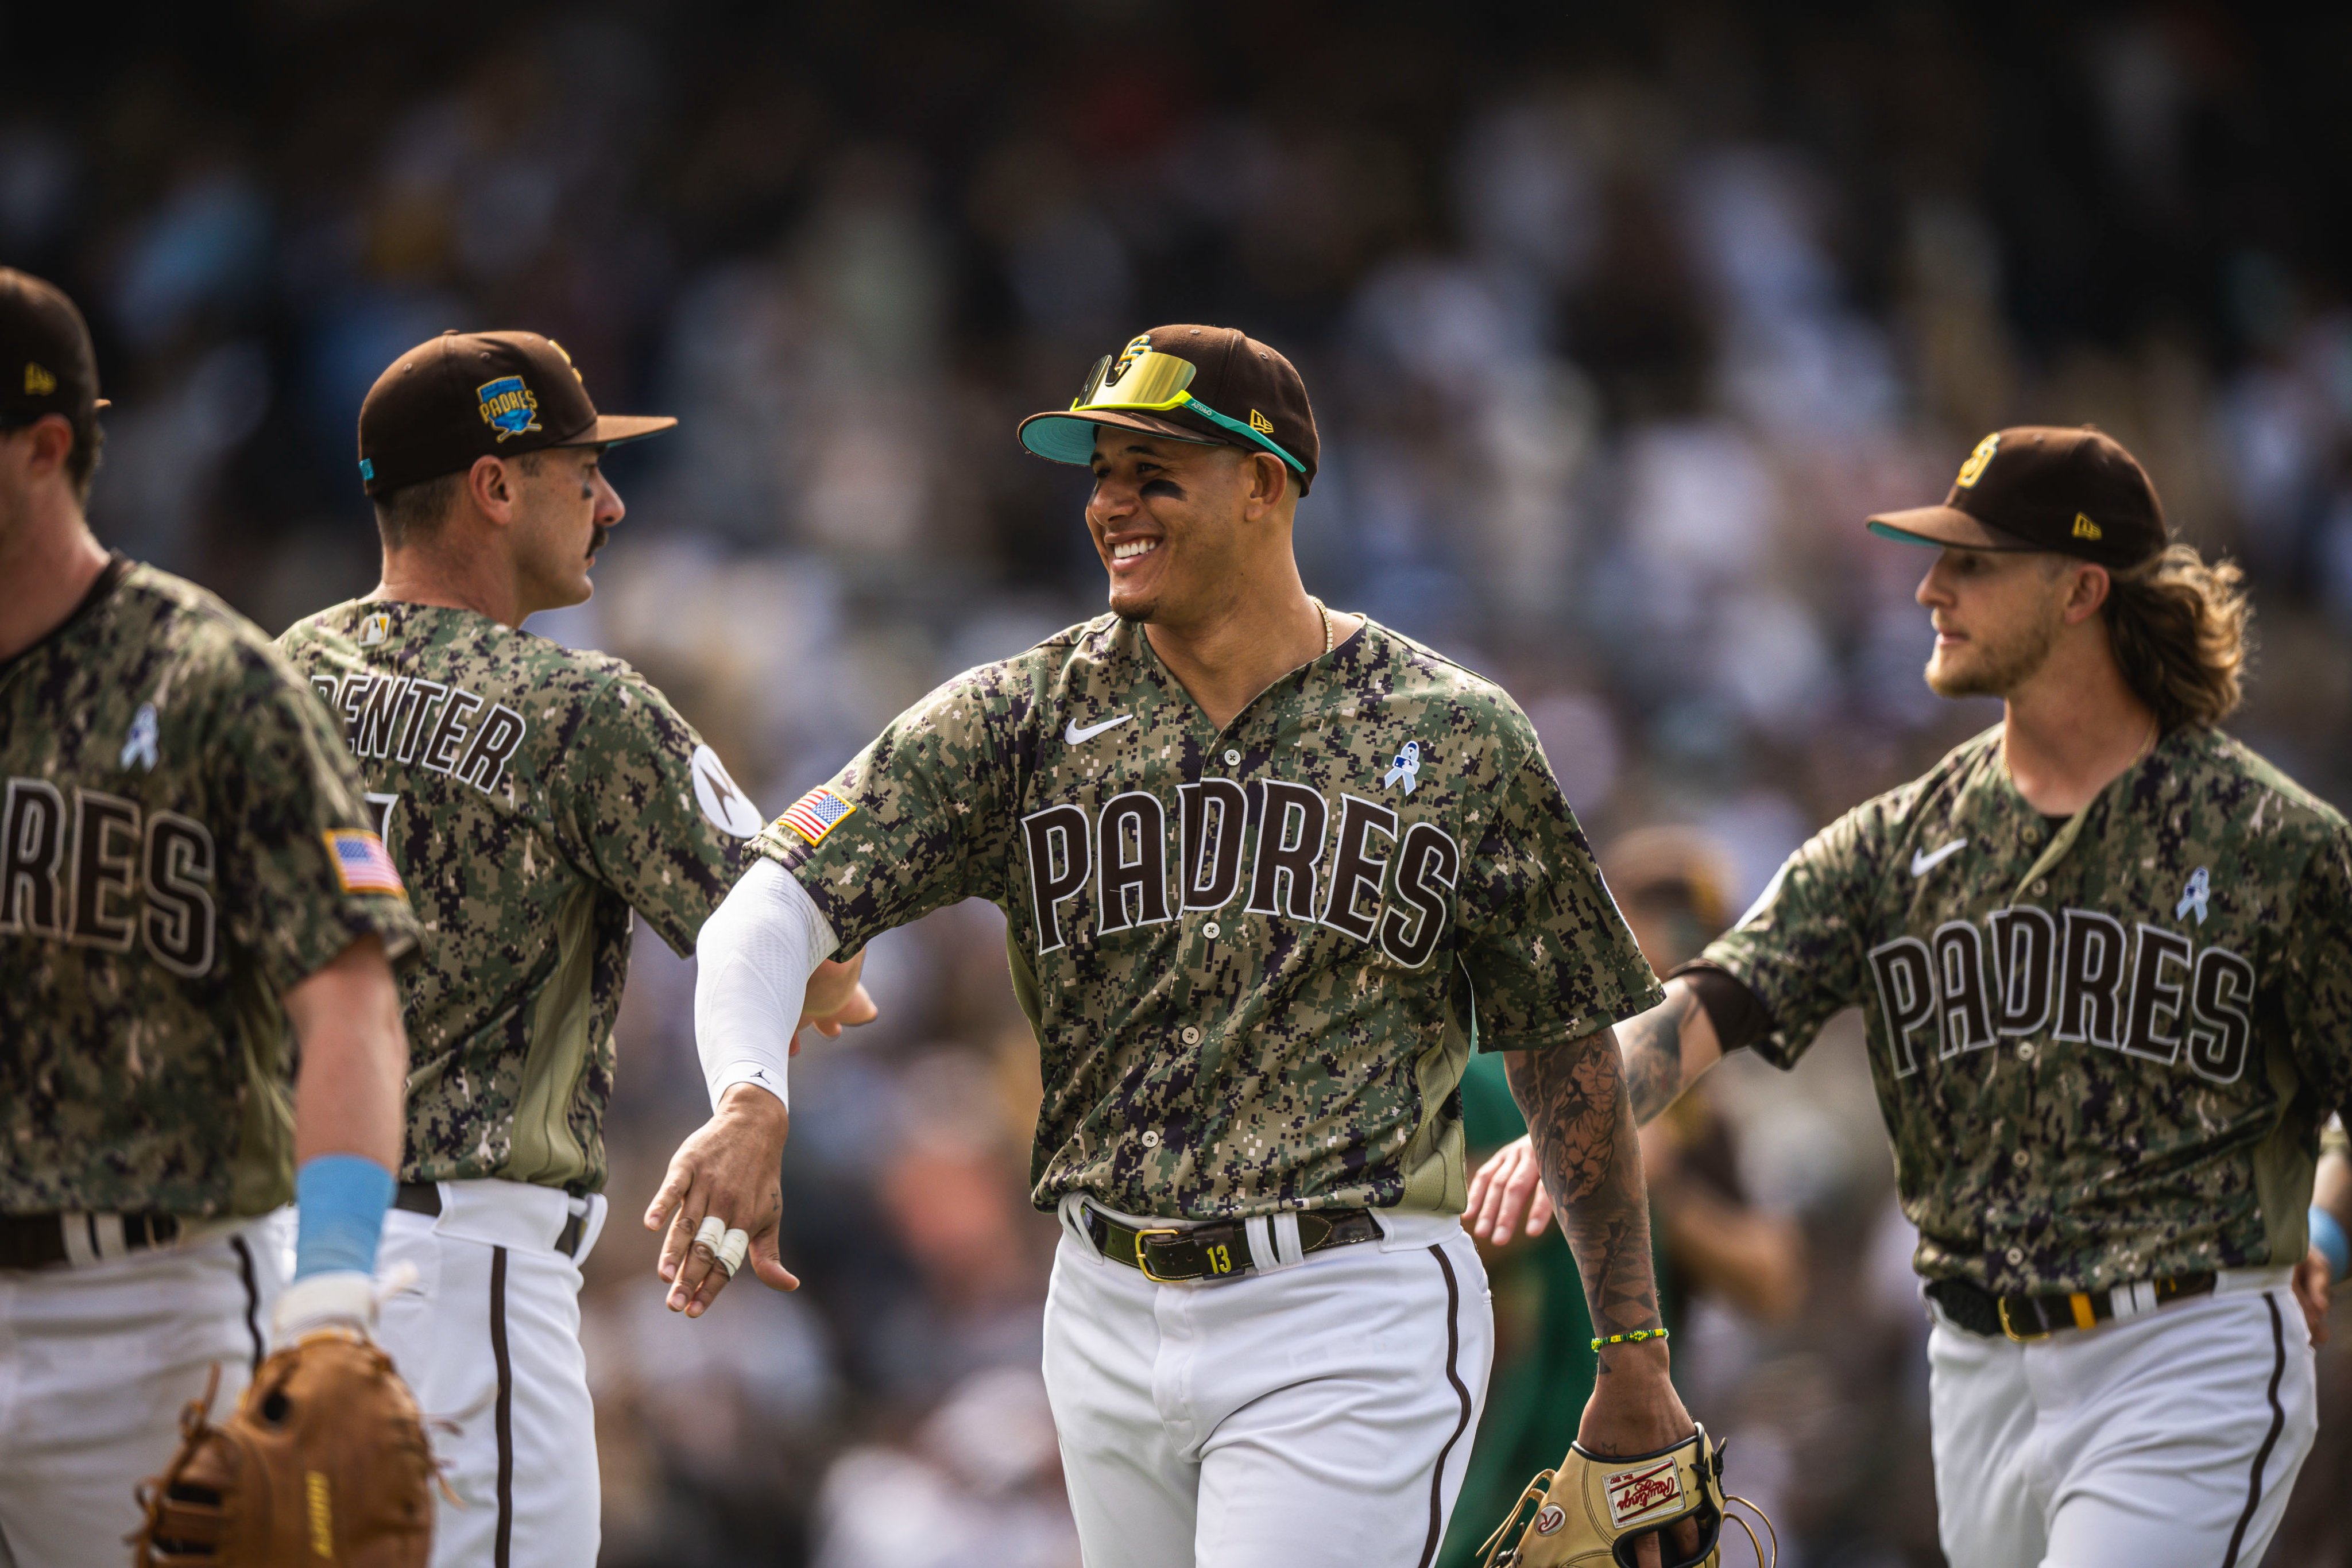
left=1017, top=409, right=1225, bottom=467
left=1020, top=413, right=1108, bottom=465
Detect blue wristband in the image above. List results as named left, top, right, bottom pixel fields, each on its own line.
left=2311, top=1206, right=2350, bottom=1284
left=293, top=1155, right=395, bottom=1280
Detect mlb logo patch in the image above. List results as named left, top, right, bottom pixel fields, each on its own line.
left=475, top=375, right=541, bottom=442
left=777, top=786, right=857, bottom=847
left=324, top=829, right=406, bottom=896
left=1604, top=1457, right=1684, bottom=1528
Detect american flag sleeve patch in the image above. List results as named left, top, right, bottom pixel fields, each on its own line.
left=777, top=785, right=857, bottom=846
left=324, top=828, right=407, bottom=896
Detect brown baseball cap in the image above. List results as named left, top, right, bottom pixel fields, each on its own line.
left=1018, top=324, right=1320, bottom=494
left=357, top=330, right=675, bottom=497
left=0, top=267, right=106, bottom=427
left=1867, top=425, right=2167, bottom=570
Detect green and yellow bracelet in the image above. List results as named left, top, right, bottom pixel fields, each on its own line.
left=1590, top=1327, right=1670, bottom=1352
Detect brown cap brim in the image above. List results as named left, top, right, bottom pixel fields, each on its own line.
left=1864, top=505, right=2040, bottom=552
left=1019, top=408, right=1227, bottom=466
left=554, top=412, right=678, bottom=449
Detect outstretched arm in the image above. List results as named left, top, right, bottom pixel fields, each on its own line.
left=647, top=861, right=875, bottom=1317
left=1469, top=974, right=1724, bottom=1244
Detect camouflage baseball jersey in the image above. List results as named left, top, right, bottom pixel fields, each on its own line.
left=2, top=559, right=419, bottom=1217
left=1703, top=724, right=2352, bottom=1295
left=757, top=614, right=1661, bottom=1221
left=278, top=599, right=763, bottom=1195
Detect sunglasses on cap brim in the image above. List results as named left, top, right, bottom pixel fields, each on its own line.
left=1072, top=350, right=1305, bottom=474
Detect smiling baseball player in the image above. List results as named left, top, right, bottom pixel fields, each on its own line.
left=1472, top=426, right=2352, bottom=1567
left=0, top=269, right=421, bottom=1563
left=648, top=324, right=1706, bottom=1567
left=276, top=330, right=872, bottom=1568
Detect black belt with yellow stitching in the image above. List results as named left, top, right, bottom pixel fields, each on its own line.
left=1928, top=1271, right=2217, bottom=1342
left=1085, top=1205, right=1382, bottom=1283
left=0, top=1211, right=182, bottom=1271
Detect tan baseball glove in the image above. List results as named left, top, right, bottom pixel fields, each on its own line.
left=1474, top=1424, right=1774, bottom=1568
left=131, top=1333, right=436, bottom=1567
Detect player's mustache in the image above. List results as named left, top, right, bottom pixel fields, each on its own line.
left=587, top=526, right=611, bottom=559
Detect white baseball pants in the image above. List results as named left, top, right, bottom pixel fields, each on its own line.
left=0, top=1219, right=281, bottom=1568
left=1042, top=1199, right=1494, bottom=1568
left=1927, top=1269, right=2317, bottom=1568
left=374, top=1180, right=608, bottom=1568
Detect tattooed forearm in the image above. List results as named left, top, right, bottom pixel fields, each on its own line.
left=1616, top=989, right=1691, bottom=1127
left=1506, top=1028, right=1664, bottom=1365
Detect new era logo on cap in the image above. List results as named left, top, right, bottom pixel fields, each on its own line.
left=24, top=362, right=55, bottom=396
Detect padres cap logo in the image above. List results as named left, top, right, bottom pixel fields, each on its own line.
left=1954, top=431, right=2000, bottom=488
left=23, top=361, right=56, bottom=396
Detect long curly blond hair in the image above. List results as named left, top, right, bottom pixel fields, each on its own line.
left=2105, top=544, right=2252, bottom=729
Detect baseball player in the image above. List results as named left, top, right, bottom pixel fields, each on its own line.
left=1469, top=426, right=2352, bottom=1566
left=275, top=329, right=871, bottom=1568
left=0, top=269, right=419, bottom=1562
left=648, top=324, right=1704, bottom=1567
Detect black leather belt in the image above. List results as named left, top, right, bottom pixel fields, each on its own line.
left=1928, top=1272, right=2217, bottom=1341
left=0, top=1211, right=182, bottom=1271
left=1085, top=1205, right=1380, bottom=1283
left=396, top=1182, right=586, bottom=1258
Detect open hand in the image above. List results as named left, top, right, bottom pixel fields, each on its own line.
left=797, top=953, right=878, bottom=1050
left=644, top=1085, right=798, bottom=1317
left=1465, top=1135, right=1553, bottom=1245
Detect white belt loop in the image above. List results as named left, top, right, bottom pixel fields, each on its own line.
left=61, top=1214, right=99, bottom=1267
left=90, top=1214, right=126, bottom=1259
left=571, top=1195, right=609, bottom=1264
left=1273, top=1213, right=1306, bottom=1269
left=1243, top=1216, right=1280, bottom=1273
left=1058, top=1193, right=1102, bottom=1259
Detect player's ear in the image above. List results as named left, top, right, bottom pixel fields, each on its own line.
left=2065, top=562, right=2111, bottom=624
left=465, top=454, right=518, bottom=527
left=1241, top=450, right=1289, bottom=519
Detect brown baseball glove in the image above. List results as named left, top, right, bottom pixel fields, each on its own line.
left=131, top=1333, right=436, bottom=1567
left=1474, top=1424, right=1774, bottom=1568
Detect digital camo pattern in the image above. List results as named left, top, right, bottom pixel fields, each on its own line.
left=757, top=614, right=1662, bottom=1221
left=1704, top=724, right=2352, bottom=1294
left=278, top=600, right=760, bottom=1195
left=2, top=562, right=418, bottom=1216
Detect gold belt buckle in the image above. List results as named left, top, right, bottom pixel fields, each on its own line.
left=1996, top=1297, right=2051, bottom=1344
left=1131, top=1227, right=1184, bottom=1283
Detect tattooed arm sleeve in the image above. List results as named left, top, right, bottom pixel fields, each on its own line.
left=1505, top=1026, right=1666, bottom=1355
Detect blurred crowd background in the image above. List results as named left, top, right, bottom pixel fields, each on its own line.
left=10, top=0, right=2352, bottom=1561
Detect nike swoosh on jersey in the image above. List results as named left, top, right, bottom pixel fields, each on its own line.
left=1910, top=838, right=1970, bottom=877
left=1065, top=715, right=1134, bottom=744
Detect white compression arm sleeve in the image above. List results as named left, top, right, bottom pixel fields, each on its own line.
left=693, top=857, right=838, bottom=1113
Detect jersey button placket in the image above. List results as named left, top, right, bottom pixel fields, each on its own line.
left=1180, top=1026, right=1201, bottom=1046
left=1223, top=748, right=1241, bottom=768
left=1201, top=921, right=1220, bottom=939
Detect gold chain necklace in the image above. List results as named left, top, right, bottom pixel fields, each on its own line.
left=1313, top=598, right=1332, bottom=657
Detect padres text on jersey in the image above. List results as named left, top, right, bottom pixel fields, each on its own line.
left=1704, top=726, right=2352, bottom=1295
left=277, top=601, right=760, bottom=1196
left=757, top=615, right=1664, bottom=1222
left=1, top=560, right=419, bottom=1217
